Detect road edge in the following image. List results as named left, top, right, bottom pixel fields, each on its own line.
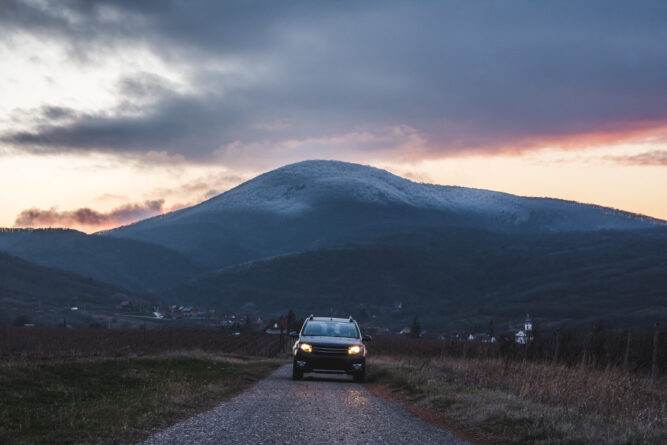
left=365, top=383, right=503, bottom=445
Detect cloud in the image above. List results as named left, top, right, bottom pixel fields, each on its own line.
left=214, top=125, right=431, bottom=169
left=605, top=150, right=667, bottom=166
left=40, top=106, right=78, bottom=121
left=2, top=1, right=667, bottom=165
left=148, top=172, right=251, bottom=204
left=13, top=200, right=165, bottom=230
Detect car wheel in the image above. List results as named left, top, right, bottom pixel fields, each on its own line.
left=292, top=363, right=303, bottom=380
left=353, top=370, right=365, bottom=383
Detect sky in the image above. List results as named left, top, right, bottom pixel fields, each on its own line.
left=1, top=0, right=666, bottom=232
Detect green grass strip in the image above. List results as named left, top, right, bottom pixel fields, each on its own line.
left=0, top=356, right=282, bottom=444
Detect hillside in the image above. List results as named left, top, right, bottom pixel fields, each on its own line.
left=4, top=161, right=665, bottom=330
left=0, top=251, right=143, bottom=325
left=106, top=160, right=663, bottom=269
left=165, top=228, right=667, bottom=331
left=0, top=229, right=204, bottom=292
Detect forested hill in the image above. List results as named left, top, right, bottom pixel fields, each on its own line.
left=165, top=227, right=667, bottom=331
left=0, top=251, right=144, bottom=325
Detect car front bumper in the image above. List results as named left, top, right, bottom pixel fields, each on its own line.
left=294, top=351, right=366, bottom=375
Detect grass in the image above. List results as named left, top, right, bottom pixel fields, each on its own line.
left=0, top=327, right=282, bottom=360
left=0, top=352, right=283, bottom=444
left=367, top=356, right=666, bottom=444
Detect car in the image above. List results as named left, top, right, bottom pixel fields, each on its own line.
left=291, top=315, right=371, bottom=383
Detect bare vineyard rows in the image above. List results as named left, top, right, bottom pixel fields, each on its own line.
left=369, top=327, right=665, bottom=378
left=0, top=327, right=282, bottom=359
left=1, top=326, right=663, bottom=379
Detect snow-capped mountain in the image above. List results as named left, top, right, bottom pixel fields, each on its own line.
left=106, top=160, right=663, bottom=268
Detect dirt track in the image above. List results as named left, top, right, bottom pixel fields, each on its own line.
left=140, top=364, right=467, bottom=444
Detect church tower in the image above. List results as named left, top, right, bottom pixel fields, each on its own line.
left=524, top=313, right=534, bottom=342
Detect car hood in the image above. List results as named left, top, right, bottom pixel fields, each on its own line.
left=299, top=336, right=361, bottom=346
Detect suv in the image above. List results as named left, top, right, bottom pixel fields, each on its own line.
left=291, top=315, right=371, bottom=382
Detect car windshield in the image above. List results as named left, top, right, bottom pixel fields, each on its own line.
left=302, top=321, right=359, bottom=338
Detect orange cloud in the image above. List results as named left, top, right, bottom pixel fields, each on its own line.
left=13, top=200, right=165, bottom=232
left=604, top=150, right=667, bottom=166
left=480, top=120, right=667, bottom=158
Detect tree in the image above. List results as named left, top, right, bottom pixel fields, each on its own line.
left=410, top=315, right=421, bottom=338
left=287, top=309, right=296, bottom=331
left=12, top=315, right=29, bottom=326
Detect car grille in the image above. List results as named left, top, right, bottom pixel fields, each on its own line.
left=311, top=345, right=348, bottom=356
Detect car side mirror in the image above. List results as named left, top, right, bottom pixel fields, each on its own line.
left=362, top=335, right=372, bottom=342
left=289, top=331, right=298, bottom=338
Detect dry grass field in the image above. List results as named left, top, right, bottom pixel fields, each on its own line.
left=1, top=326, right=663, bottom=443
left=0, top=353, right=283, bottom=444
left=0, top=328, right=288, bottom=444
left=368, top=356, right=666, bottom=444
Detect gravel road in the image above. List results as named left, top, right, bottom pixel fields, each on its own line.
left=140, top=364, right=467, bottom=445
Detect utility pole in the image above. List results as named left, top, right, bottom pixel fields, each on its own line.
left=552, top=328, right=560, bottom=365
left=623, top=329, right=631, bottom=372
left=2, top=324, right=7, bottom=356
left=652, top=321, right=660, bottom=384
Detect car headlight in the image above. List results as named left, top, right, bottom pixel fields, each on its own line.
left=348, top=345, right=362, bottom=355
left=299, top=343, right=313, bottom=353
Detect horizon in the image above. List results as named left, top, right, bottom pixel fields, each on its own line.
left=1, top=1, right=666, bottom=232
left=2, top=159, right=666, bottom=234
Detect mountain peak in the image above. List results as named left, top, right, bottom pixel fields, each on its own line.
left=110, top=159, right=664, bottom=246
left=265, top=159, right=396, bottom=178
left=105, top=159, right=664, bottom=270
left=197, top=159, right=415, bottom=215
left=236, top=159, right=406, bottom=192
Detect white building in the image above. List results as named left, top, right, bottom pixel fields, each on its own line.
left=515, top=313, right=534, bottom=344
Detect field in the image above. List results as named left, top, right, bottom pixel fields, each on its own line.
left=0, top=327, right=288, bottom=444
left=368, top=327, right=665, bottom=376
left=364, top=330, right=665, bottom=444
left=0, top=354, right=282, bottom=444
left=0, top=326, right=285, bottom=359
left=1, top=326, right=664, bottom=444
left=367, top=356, right=666, bottom=444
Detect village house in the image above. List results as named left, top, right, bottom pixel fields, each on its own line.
left=399, top=326, right=412, bottom=336
left=180, top=306, right=199, bottom=317
left=264, top=318, right=288, bottom=334
left=245, top=316, right=264, bottom=330
left=219, top=313, right=238, bottom=328
left=467, top=333, right=496, bottom=343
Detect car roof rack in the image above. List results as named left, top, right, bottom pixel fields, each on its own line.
left=309, top=314, right=314, bottom=320
left=348, top=316, right=354, bottom=322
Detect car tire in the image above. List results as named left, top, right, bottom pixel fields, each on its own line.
left=292, top=363, right=303, bottom=380
left=353, top=370, right=365, bottom=383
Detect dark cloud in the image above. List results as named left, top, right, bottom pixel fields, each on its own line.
left=2, top=0, right=667, bottom=163
left=41, top=106, right=78, bottom=121
left=606, top=150, right=667, bottom=166
left=117, top=72, right=173, bottom=102
left=2, top=89, right=238, bottom=156
left=13, top=200, right=165, bottom=229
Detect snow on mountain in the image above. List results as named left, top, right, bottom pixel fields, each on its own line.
left=189, top=160, right=519, bottom=214
left=123, top=160, right=661, bottom=231
left=105, top=160, right=663, bottom=269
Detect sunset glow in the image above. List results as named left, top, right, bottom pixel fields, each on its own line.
left=1, top=1, right=666, bottom=232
